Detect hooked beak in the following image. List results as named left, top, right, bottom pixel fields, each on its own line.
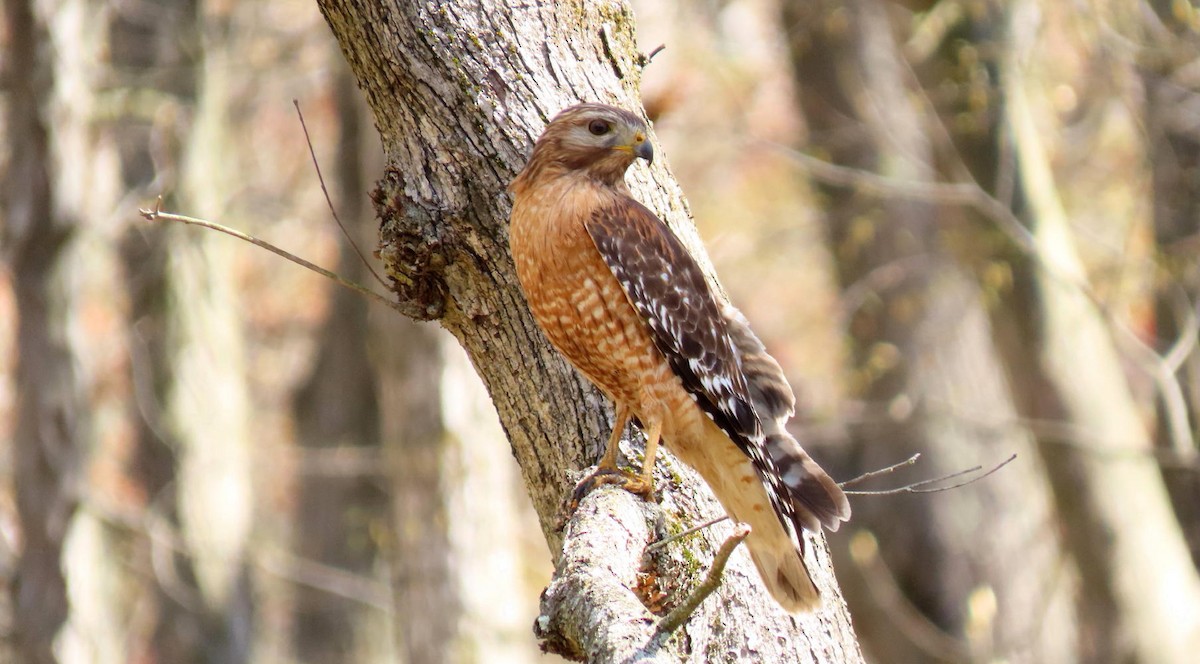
left=634, top=136, right=654, bottom=164
left=617, top=131, right=654, bottom=165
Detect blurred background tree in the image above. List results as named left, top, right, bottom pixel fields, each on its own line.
left=2, top=0, right=1199, bottom=662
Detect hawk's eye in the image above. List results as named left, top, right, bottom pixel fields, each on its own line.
left=587, top=119, right=612, bottom=136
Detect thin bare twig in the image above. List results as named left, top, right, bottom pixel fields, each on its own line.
left=642, top=44, right=666, bottom=66
left=293, top=100, right=390, bottom=290
left=839, top=453, right=922, bottom=489
left=1116, top=320, right=1198, bottom=457
left=1110, top=285, right=1198, bottom=457
left=654, top=523, right=751, bottom=636
left=138, top=197, right=404, bottom=314
left=845, top=454, right=1017, bottom=496
left=1162, top=287, right=1199, bottom=373
left=644, top=515, right=729, bottom=556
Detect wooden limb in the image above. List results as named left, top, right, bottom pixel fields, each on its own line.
left=654, top=523, right=751, bottom=637
left=535, top=488, right=666, bottom=662
left=138, top=198, right=407, bottom=315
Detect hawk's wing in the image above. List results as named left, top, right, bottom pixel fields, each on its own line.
left=585, top=199, right=810, bottom=534
left=585, top=199, right=759, bottom=443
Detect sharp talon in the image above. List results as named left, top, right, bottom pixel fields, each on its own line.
left=569, top=467, right=655, bottom=511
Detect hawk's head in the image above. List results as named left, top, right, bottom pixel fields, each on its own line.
left=514, top=103, right=654, bottom=189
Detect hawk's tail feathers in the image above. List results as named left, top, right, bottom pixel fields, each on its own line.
left=763, top=431, right=851, bottom=533
left=742, top=527, right=821, bottom=613
left=739, top=431, right=846, bottom=613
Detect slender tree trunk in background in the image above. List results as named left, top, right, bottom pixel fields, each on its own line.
left=4, top=1, right=87, bottom=661
left=434, top=341, right=553, bottom=663
left=381, top=319, right=557, bottom=664
left=289, top=63, right=394, bottom=662
left=993, top=4, right=1200, bottom=660
left=315, top=1, right=863, bottom=660
left=160, top=4, right=255, bottom=659
left=782, top=1, right=1073, bottom=661
left=64, top=0, right=217, bottom=660
left=5, top=0, right=259, bottom=660
left=376, top=318, right=551, bottom=663
left=375, top=318, right=458, bottom=662
left=899, top=0, right=1200, bottom=660
left=1142, top=0, right=1200, bottom=562
left=108, top=0, right=225, bottom=660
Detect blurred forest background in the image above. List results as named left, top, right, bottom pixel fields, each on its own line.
left=3, top=0, right=1200, bottom=662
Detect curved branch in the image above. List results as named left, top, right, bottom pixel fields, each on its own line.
left=535, top=489, right=664, bottom=663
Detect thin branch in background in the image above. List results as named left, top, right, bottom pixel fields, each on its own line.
left=848, top=530, right=971, bottom=661
left=1161, top=286, right=1199, bottom=373
left=1116, top=320, right=1198, bottom=457
left=83, top=491, right=393, bottom=612
left=867, top=395, right=1200, bottom=470
left=844, top=454, right=1017, bottom=496
left=837, top=254, right=934, bottom=324
left=293, top=99, right=390, bottom=290
left=764, top=141, right=1040, bottom=261
left=654, top=523, right=751, bottom=636
left=769, top=138, right=1200, bottom=460
left=139, top=197, right=404, bottom=314
left=1111, top=285, right=1199, bottom=458
left=257, top=546, right=393, bottom=612
left=902, top=0, right=965, bottom=64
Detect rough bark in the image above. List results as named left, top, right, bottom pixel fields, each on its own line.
left=315, top=0, right=863, bottom=660
left=782, top=1, right=1074, bottom=661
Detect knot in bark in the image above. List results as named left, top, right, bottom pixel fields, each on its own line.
left=373, top=166, right=450, bottom=321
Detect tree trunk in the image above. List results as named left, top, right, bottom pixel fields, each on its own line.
left=4, top=0, right=87, bottom=660
left=1142, top=0, right=1200, bottom=564
left=160, top=4, right=257, bottom=658
left=315, top=0, right=863, bottom=660
left=993, top=3, right=1200, bottom=659
left=289, top=61, right=394, bottom=662
left=376, top=316, right=460, bottom=662
left=782, top=1, right=1074, bottom=661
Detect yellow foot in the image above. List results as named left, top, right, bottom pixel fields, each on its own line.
left=569, top=467, right=655, bottom=511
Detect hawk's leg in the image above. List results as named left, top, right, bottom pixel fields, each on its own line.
left=570, top=405, right=658, bottom=507
left=595, top=403, right=629, bottom=473
left=638, top=418, right=662, bottom=489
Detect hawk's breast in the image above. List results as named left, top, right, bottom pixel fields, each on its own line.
left=510, top=175, right=681, bottom=420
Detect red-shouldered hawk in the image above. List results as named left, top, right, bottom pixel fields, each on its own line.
left=508, top=103, right=850, bottom=612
